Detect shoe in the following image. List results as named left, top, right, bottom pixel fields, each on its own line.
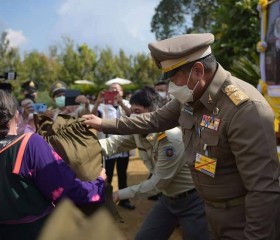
left=118, top=200, right=135, bottom=210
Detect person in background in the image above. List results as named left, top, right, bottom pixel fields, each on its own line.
left=100, top=86, right=208, bottom=239
left=154, top=81, right=171, bottom=104
left=20, top=80, right=39, bottom=103
left=44, top=81, right=90, bottom=120
left=147, top=80, right=171, bottom=201
left=123, top=90, right=133, bottom=101
left=17, top=80, right=39, bottom=134
left=82, top=33, right=280, bottom=239
left=0, top=89, right=107, bottom=240
left=91, top=83, right=135, bottom=210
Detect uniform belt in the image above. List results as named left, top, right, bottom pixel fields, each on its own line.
left=205, top=195, right=245, bottom=209
left=166, top=188, right=196, bottom=200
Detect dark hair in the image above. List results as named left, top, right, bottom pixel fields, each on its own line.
left=154, top=81, right=168, bottom=87
left=181, top=54, right=217, bottom=73
left=130, top=86, right=164, bottom=111
left=0, top=90, right=18, bottom=139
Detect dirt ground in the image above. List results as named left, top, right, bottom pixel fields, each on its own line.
left=111, top=156, right=183, bottom=240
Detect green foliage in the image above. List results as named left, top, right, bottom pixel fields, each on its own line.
left=211, top=0, right=260, bottom=70
left=0, top=32, right=162, bottom=102
left=0, top=31, right=21, bottom=69
left=20, top=51, right=61, bottom=90
left=230, top=56, right=260, bottom=87
left=151, top=0, right=260, bottom=73
left=151, top=0, right=189, bottom=39
left=151, top=0, right=218, bottom=40
left=132, top=53, right=161, bottom=86
left=1, top=0, right=262, bottom=103
left=58, top=38, right=97, bottom=86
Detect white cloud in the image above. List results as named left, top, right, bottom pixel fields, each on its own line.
left=52, top=0, right=159, bottom=54
left=5, top=28, right=27, bottom=48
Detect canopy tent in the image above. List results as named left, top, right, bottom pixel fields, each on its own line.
left=105, top=77, right=132, bottom=86
left=74, top=80, right=94, bottom=85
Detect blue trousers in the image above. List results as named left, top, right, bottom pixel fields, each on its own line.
left=135, top=190, right=209, bottom=240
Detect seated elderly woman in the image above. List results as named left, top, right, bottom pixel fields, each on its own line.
left=0, top=89, right=107, bottom=240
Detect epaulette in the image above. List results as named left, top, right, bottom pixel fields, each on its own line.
left=224, top=85, right=249, bottom=106
left=157, top=132, right=167, bottom=141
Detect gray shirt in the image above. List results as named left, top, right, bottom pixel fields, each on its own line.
left=100, top=127, right=194, bottom=200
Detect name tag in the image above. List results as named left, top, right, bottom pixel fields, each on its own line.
left=195, top=153, right=217, bottom=178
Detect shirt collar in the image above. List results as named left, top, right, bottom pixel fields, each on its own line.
left=199, top=64, right=229, bottom=112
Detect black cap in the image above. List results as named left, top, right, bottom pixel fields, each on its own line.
left=21, top=80, right=38, bottom=93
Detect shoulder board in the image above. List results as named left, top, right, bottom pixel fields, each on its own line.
left=157, top=132, right=167, bottom=142
left=224, top=85, right=249, bottom=106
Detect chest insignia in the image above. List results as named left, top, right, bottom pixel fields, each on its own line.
left=164, top=146, right=176, bottom=160
left=200, top=115, right=221, bottom=131
left=182, top=104, right=193, bottom=116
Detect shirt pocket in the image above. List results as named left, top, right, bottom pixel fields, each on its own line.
left=178, top=112, right=194, bottom=147
left=199, top=128, right=219, bottom=157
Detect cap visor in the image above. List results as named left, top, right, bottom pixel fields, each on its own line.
left=160, top=68, right=181, bottom=81
left=53, top=89, right=66, bottom=97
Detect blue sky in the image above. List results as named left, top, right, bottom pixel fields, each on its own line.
left=0, top=0, right=160, bottom=55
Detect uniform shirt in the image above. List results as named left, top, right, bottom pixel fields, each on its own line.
left=19, top=134, right=105, bottom=206
left=101, top=64, right=280, bottom=239
left=100, top=127, right=194, bottom=200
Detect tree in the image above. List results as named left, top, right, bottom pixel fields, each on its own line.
left=0, top=31, right=21, bottom=75
left=131, top=53, right=161, bottom=87
left=151, top=0, right=218, bottom=40
left=94, top=47, right=121, bottom=88
left=20, top=50, right=60, bottom=91
left=151, top=0, right=189, bottom=40
left=58, top=38, right=97, bottom=86
left=150, top=0, right=260, bottom=71
left=211, top=0, right=260, bottom=70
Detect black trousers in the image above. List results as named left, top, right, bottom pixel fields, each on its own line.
left=105, top=155, right=129, bottom=191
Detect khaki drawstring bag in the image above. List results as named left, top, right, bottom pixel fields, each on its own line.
left=34, top=114, right=123, bottom=222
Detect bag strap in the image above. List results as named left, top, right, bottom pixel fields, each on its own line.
left=12, top=133, right=33, bottom=174
left=0, top=134, right=28, bottom=154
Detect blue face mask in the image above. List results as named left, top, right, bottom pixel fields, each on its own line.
left=55, top=95, right=65, bottom=108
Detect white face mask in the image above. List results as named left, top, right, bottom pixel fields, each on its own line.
left=168, top=69, right=199, bottom=104
left=158, top=91, right=167, bottom=99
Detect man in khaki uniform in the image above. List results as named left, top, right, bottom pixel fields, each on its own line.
left=83, top=33, right=280, bottom=240
left=100, top=86, right=208, bottom=240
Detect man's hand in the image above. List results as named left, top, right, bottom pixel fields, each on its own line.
left=21, top=99, right=34, bottom=120
left=61, top=105, right=79, bottom=114
left=112, top=191, right=120, bottom=203
left=44, top=109, right=54, bottom=119
left=82, top=114, right=103, bottom=131
left=96, top=91, right=105, bottom=105
left=115, top=93, right=123, bottom=105
left=75, top=95, right=90, bottom=106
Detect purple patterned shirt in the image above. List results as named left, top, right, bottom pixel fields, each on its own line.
left=19, top=133, right=105, bottom=205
